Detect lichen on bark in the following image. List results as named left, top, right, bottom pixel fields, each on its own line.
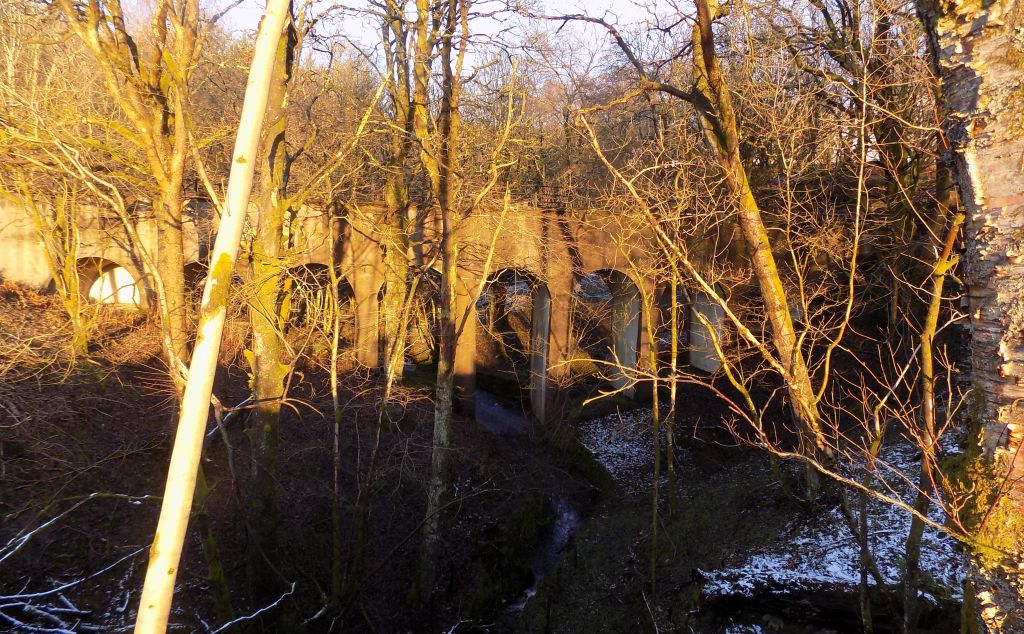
left=919, top=0, right=1024, bottom=627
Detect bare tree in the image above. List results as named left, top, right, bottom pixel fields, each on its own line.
left=135, top=1, right=293, bottom=627
left=535, top=2, right=838, bottom=494
left=244, top=1, right=301, bottom=605
left=53, top=0, right=204, bottom=372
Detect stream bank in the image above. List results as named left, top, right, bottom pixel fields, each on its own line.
left=497, top=406, right=963, bottom=633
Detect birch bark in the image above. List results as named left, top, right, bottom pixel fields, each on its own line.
left=134, top=1, right=292, bottom=629
left=917, top=0, right=1024, bottom=628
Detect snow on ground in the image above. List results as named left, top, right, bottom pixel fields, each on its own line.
left=578, top=407, right=965, bottom=600
left=577, top=407, right=678, bottom=495
left=702, top=440, right=965, bottom=600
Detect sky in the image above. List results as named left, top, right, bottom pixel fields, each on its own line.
left=213, top=0, right=655, bottom=55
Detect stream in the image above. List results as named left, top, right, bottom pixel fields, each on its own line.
left=472, top=388, right=585, bottom=619
left=504, top=497, right=582, bottom=615
left=476, top=403, right=965, bottom=632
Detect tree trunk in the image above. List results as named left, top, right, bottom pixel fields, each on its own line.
left=917, top=0, right=1024, bottom=628
left=414, top=0, right=469, bottom=604
left=381, top=0, right=414, bottom=386
left=134, top=1, right=292, bottom=627
left=904, top=208, right=964, bottom=632
left=667, top=276, right=678, bottom=502
left=692, top=0, right=829, bottom=483
left=156, top=185, right=189, bottom=365
left=245, top=7, right=296, bottom=606
left=418, top=230, right=457, bottom=603
left=644, top=286, right=661, bottom=596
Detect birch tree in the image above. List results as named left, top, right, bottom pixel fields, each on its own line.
left=915, top=0, right=1024, bottom=628
left=135, top=1, right=292, bottom=628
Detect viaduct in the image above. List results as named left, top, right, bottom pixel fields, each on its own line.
left=0, top=196, right=724, bottom=422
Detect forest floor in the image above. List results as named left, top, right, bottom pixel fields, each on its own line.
left=0, top=283, right=965, bottom=633
left=513, top=406, right=965, bottom=634
left=0, top=283, right=602, bottom=633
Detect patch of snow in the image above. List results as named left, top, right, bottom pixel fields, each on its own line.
left=574, top=274, right=613, bottom=302
left=702, top=442, right=965, bottom=602
left=577, top=406, right=965, bottom=604
left=507, top=281, right=531, bottom=296
left=577, top=407, right=679, bottom=495
left=723, top=624, right=766, bottom=634
left=938, top=428, right=965, bottom=457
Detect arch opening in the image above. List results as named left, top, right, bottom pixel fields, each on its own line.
left=475, top=268, right=540, bottom=380
left=688, top=284, right=725, bottom=374
left=404, top=267, right=442, bottom=365
left=648, top=281, right=725, bottom=374
left=184, top=261, right=246, bottom=323
left=472, top=267, right=553, bottom=422
left=77, top=258, right=141, bottom=307
left=571, top=269, right=642, bottom=396
left=283, top=264, right=355, bottom=338
left=653, top=283, right=690, bottom=370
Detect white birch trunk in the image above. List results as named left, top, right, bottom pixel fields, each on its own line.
left=134, top=2, right=293, bottom=630
left=921, top=0, right=1024, bottom=628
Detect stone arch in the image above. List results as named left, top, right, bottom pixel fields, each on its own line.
left=284, top=262, right=351, bottom=329
left=470, top=267, right=560, bottom=421
left=688, top=284, right=725, bottom=373
left=182, top=260, right=246, bottom=321
left=572, top=268, right=644, bottom=396
left=476, top=268, right=543, bottom=379
left=75, top=257, right=142, bottom=307
left=650, top=281, right=690, bottom=367
left=405, top=267, right=442, bottom=365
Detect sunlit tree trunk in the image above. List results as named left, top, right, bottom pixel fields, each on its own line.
left=419, top=228, right=457, bottom=601
left=134, top=1, right=292, bottom=628
left=667, top=276, right=679, bottom=499
left=904, top=206, right=963, bottom=631
left=414, top=0, right=468, bottom=603
left=245, top=5, right=297, bottom=605
left=157, top=186, right=188, bottom=363
left=327, top=257, right=347, bottom=609
left=691, top=0, right=828, bottom=479
left=916, top=0, right=1024, bottom=628
left=411, top=0, right=443, bottom=601
left=571, top=0, right=832, bottom=482
left=381, top=0, right=415, bottom=385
